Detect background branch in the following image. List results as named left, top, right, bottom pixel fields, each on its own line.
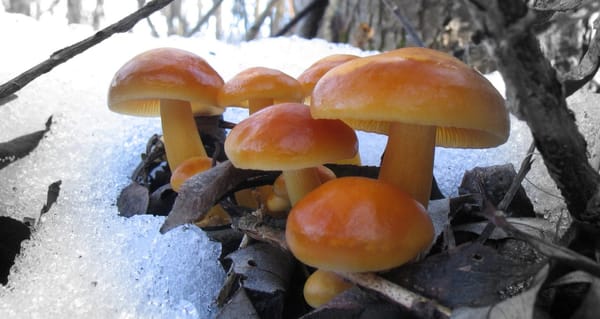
left=0, top=0, right=175, bottom=99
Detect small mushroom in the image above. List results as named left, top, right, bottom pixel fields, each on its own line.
left=218, top=66, right=304, bottom=114
left=286, top=176, right=434, bottom=273
left=108, top=47, right=224, bottom=171
left=169, top=156, right=231, bottom=227
left=303, top=269, right=353, bottom=308
left=224, top=103, right=357, bottom=205
left=310, top=47, right=509, bottom=207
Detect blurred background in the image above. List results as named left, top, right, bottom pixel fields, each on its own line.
left=2, top=0, right=599, bottom=85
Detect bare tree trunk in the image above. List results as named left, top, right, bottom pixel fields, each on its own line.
left=164, top=0, right=187, bottom=35
left=7, top=0, right=31, bottom=15
left=245, top=0, right=279, bottom=41
left=92, top=0, right=104, bottom=30
left=67, top=0, right=82, bottom=24
left=270, top=0, right=286, bottom=36
left=138, top=0, right=159, bottom=37
left=214, top=0, right=223, bottom=39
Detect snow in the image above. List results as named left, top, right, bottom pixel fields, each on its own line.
left=0, top=10, right=542, bottom=319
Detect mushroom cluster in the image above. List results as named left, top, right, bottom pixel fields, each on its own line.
left=107, top=46, right=509, bottom=309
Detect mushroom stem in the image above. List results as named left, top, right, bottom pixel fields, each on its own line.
left=248, top=98, right=274, bottom=114
left=378, top=122, right=435, bottom=207
left=160, top=99, right=208, bottom=170
left=282, top=168, right=322, bottom=206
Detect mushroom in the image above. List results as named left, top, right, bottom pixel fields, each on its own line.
left=218, top=66, right=304, bottom=114
left=296, top=54, right=359, bottom=103
left=224, top=102, right=357, bottom=205
left=297, top=54, right=363, bottom=166
left=169, top=156, right=231, bottom=227
left=265, top=165, right=336, bottom=215
left=310, top=47, right=509, bottom=207
left=303, top=269, right=353, bottom=308
left=108, top=47, right=224, bottom=171
left=285, top=176, right=434, bottom=273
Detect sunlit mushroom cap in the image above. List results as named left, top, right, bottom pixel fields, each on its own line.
left=297, top=54, right=359, bottom=97
left=224, top=102, right=357, bottom=171
left=310, top=47, right=509, bottom=148
left=218, top=67, right=304, bottom=108
left=108, top=47, right=225, bottom=116
left=286, top=176, right=434, bottom=272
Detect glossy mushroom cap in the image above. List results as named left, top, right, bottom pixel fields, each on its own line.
left=297, top=54, right=359, bottom=98
left=218, top=67, right=304, bottom=113
left=224, top=103, right=357, bottom=171
left=108, top=47, right=225, bottom=117
left=310, top=47, right=509, bottom=148
left=286, top=176, right=434, bottom=273
left=170, top=156, right=213, bottom=192
left=303, top=269, right=353, bottom=308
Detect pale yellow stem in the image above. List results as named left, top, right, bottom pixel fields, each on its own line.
left=282, top=167, right=322, bottom=206
left=378, top=122, right=436, bottom=208
left=160, top=99, right=207, bottom=171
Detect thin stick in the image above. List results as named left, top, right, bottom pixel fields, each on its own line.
left=0, top=0, right=175, bottom=99
left=381, top=0, right=424, bottom=47
left=477, top=141, right=536, bottom=243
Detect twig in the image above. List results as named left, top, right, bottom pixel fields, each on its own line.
left=477, top=141, right=535, bottom=243
left=0, top=0, right=175, bottom=99
left=340, top=272, right=451, bottom=318
left=273, top=0, right=328, bottom=37
left=381, top=0, right=424, bottom=47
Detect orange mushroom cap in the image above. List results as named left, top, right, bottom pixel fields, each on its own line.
left=310, top=47, right=509, bottom=148
left=108, top=47, right=225, bottom=117
left=170, top=156, right=213, bottom=192
left=297, top=54, right=359, bottom=98
left=107, top=48, right=225, bottom=170
left=303, top=269, right=353, bottom=308
left=218, top=67, right=304, bottom=113
left=286, top=176, right=434, bottom=272
left=224, top=103, right=357, bottom=171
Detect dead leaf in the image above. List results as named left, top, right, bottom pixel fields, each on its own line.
left=385, top=242, right=545, bottom=308
left=451, top=264, right=549, bottom=319
left=0, top=116, right=52, bottom=170
left=40, top=180, right=61, bottom=217
left=454, top=217, right=557, bottom=241
left=117, top=182, right=149, bottom=217
left=225, top=242, right=295, bottom=319
left=160, top=161, right=259, bottom=233
left=216, top=288, right=260, bottom=319
left=0, top=216, right=31, bottom=285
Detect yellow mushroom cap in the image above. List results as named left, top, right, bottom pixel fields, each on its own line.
left=297, top=54, right=359, bottom=97
left=224, top=103, right=357, bottom=171
left=108, top=47, right=225, bottom=116
left=310, top=47, right=509, bottom=148
left=286, top=176, right=434, bottom=272
left=218, top=66, right=304, bottom=108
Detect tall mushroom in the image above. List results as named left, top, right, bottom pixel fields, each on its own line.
left=310, top=47, right=509, bottom=207
left=224, top=102, right=357, bottom=205
left=108, top=47, right=224, bottom=171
